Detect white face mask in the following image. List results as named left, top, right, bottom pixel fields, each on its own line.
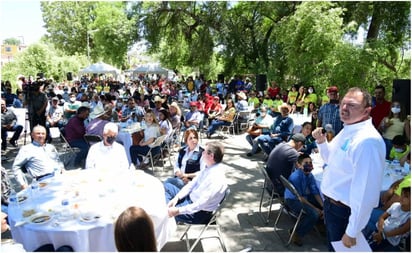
left=394, top=148, right=405, bottom=153
left=70, top=97, right=76, bottom=103
left=308, top=88, right=313, bottom=94
left=391, top=107, right=401, bottom=114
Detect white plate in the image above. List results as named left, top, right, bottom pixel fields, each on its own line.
left=79, top=213, right=101, bottom=223
left=30, top=213, right=53, bottom=225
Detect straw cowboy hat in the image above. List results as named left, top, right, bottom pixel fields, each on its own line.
left=90, top=105, right=106, bottom=119
left=153, top=95, right=164, bottom=103
left=278, top=102, right=292, bottom=113
left=237, top=91, right=247, bottom=100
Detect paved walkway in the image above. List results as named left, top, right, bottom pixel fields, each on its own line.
left=1, top=131, right=329, bottom=252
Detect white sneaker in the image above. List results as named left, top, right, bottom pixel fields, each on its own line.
left=143, top=157, right=150, bottom=164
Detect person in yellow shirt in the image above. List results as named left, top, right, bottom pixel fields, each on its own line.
left=321, top=88, right=330, bottom=105
left=389, top=135, right=410, bottom=161
left=261, top=94, right=273, bottom=109
left=247, top=91, right=260, bottom=109
left=287, top=85, right=298, bottom=105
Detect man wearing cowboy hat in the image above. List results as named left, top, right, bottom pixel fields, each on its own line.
left=182, top=101, right=203, bottom=131
left=86, top=104, right=112, bottom=138
left=152, top=95, right=167, bottom=121
left=235, top=91, right=249, bottom=112
left=253, top=102, right=294, bottom=156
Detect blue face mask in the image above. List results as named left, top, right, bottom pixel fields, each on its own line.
left=303, top=163, right=313, bottom=173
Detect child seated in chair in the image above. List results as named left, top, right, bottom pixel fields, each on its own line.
left=365, top=186, right=410, bottom=251
left=389, top=135, right=410, bottom=161
left=284, top=154, right=324, bottom=246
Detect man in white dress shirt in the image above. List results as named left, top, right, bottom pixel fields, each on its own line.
left=165, top=141, right=228, bottom=224
left=312, top=87, right=385, bottom=250
left=85, top=122, right=129, bottom=170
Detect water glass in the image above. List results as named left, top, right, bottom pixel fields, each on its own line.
left=30, top=180, right=40, bottom=198
left=59, top=198, right=71, bottom=221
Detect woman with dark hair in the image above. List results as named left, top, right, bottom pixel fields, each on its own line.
left=158, top=108, right=173, bottom=138
left=114, top=206, right=157, bottom=252
left=163, top=129, right=204, bottom=189
left=205, top=98, right=237, bottom=138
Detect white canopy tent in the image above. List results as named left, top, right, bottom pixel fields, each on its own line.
left=132, top=63, right=170, bottom=78
left=79, top=62, right=121, bottom=79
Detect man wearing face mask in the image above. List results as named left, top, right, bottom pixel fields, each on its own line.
left=63, top=93, right=81, bottom=119
left=85, top=122, right=129, bottom=170
left=317, top=86, right=343, bottom=137
left=284, top=154, right=324, bottom=246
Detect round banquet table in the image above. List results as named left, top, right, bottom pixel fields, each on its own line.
left=8, top=169, right=176, bottom=252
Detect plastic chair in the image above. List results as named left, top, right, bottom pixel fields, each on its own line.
left=137, top=135, right=167, bottom=173
left=274, top=175, right=305, bottom=246
left=83, top=134, right=103, bottom=147
left=258, top=165, right=282, bottom=224
left=179, top=187, right=230, bottom=252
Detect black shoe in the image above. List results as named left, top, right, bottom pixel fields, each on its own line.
left=246, top=152, right=253, bottom=157
left=1, top=146, right=6, bottom=151
left=9, top=140, right=17, bottom=147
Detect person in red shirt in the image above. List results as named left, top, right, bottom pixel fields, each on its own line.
left=370, top=85, right=391, bottom=130
left=267, top=81, right=280, bottom=99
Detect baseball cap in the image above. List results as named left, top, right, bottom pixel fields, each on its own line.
left=52, top=97, right=59, bottom=101
left=291, top=133, right=306, bottom=143
left=327, top=86, right=338, bottom=93
left=190, top=101, right=198, bottom=107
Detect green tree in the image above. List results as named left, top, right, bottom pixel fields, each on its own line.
left=3, top=38, right=21, bottom=46
left=40, top=1, right=137, bottom=68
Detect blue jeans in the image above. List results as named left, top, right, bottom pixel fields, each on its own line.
left=248, top=134, right=270, bottom=154
left=285, top=197, right=320, bottom=238
left=207, top=120, right=230, bottom=136
left=164, top=177, right=185, bottom=189
left=323, top=196, right=351, bottom=251
left=257, top=135, right=283, bottom=155
left=164, top=182, right=212, bottom=224
left=1, top=124, right=23, bottom=148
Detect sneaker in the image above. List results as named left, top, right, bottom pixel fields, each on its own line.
left=143, top=157, right=150, bottom=164
left=9, top=140, right=17, bottom=148
left=9, top=140, right=18, bottom=147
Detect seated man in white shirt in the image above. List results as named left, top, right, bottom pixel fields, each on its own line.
left=12, top=125, right=62, bottom=190
left=165, top=141, right=228, bottom=224
left=85, top=122, right=129, bottom=170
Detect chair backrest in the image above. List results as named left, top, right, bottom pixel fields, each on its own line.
left=279, top=175, right=301, bottom=199
left=83, top=134, right=103, bottom=146
left=260, top=165, right=282, bottom=198
left=211, top=187, right=230, bottom=218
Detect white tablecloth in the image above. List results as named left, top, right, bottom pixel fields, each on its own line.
left=9, top=169, right=176, bottom=251
left=289, top=114, right=311, bottom=127
left=311, top=153, right=407, bottom=192
left=116, top=123, right=142, bottom=164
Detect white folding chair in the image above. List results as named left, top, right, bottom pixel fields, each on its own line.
left=218, top=113, right=238, bottom=138
left=138, top=135, right=167, bottom=173
left=179, top=187, right=230, bottom=252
